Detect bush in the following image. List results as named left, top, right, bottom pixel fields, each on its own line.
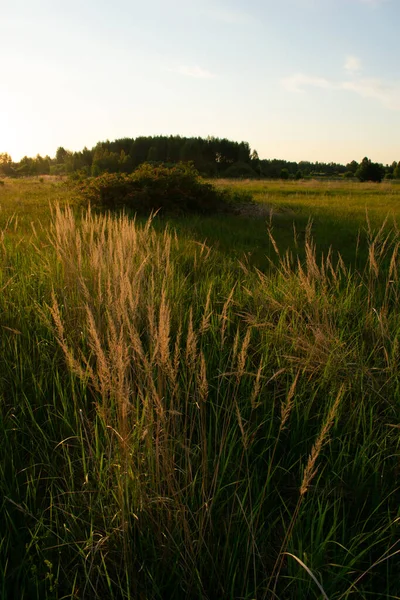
left=78, top=162, right=230, bottom=215
left=223, top=188, right=254, bottom=206
left=223, top=161, right=257, bottom=178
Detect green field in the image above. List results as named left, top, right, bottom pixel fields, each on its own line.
left=1, top=177, right=399, bottom=599
left=174, top=178, right=400, bottom=269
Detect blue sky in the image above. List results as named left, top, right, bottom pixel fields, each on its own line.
left=1, top=0, right=399, bottom=163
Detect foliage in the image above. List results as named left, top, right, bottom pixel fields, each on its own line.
left=76, top=135, right=256, bottom=177
left=346, top=159, right=359, bottom=174
left=55, top=146, right=69, bottom=164
left=355, top=156, right=385, bottom=182
left=3, top=135, right=400, bottom=183
left=49, top=164, right=66, bottom=176
left=78, top=162, right=231, bottom=214
left=0, top=152, right=15, bottom=176
left=223, top=160, right=257, bottom=178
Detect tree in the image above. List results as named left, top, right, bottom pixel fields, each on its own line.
left=251, top=150, right=259, bottom=163
left=147, top=146, right=159, bottom=162
left=355, top=157, right=385, bottom=183
left=56, top=147, right=69, bottom=164
left=0, top=152, right=12, bottom=164
left=346, top=160, right=359, bottom=174
left=280, top=168, right=289, bottom=180
left=119, top=150, right=133, bottom=173
left=0, top=152, right=14, bottom=176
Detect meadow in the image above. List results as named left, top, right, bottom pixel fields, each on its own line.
left=0, top=176, right=399, bottom=599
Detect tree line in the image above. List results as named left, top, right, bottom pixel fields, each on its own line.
left=1, top=136, right=400, bottom=182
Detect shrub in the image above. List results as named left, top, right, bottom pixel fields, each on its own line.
left=223, top=188, right=254, bottom=206
left=223, top=161, right=257, bottom=178
left=78, top=162, right=230, bottom=215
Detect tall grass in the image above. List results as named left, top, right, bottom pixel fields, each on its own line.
left=0, top=201, right=399, bottom=598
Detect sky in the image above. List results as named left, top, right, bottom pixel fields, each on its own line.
left=1, top=0, right=399, bottom=164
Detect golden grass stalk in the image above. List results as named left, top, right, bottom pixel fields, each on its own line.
left=268, top=385, right=344, bottom=598
left=185, top=308, right=198, bottom=371
left=300, top=386, right=344, bottom=496
left=220, top=284, right=236, bottom=347
left=280, top=370, right=300, bottom=432
left=199, top=284, right=213, bottom=334
left=197, top=351, right=209, bottom=403
left=237, top=328, right=251, bottom=380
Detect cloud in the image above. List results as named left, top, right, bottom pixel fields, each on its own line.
left=281, top=68, right=400, bottom=111
left=170, top=65, right=217, bottom=79
left=344, top=55, right=362, bottom=74
left=342, top=78, right=400, bottom=110
left=281, top=73, right=337, bottom=93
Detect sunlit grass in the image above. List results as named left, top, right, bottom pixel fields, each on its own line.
left=0, top=179, right=399, bottom=598
left=213, top=178, right=400, bottom=232
left=0, top=176, right=72, bottom=235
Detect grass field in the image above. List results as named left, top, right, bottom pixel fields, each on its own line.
left=174, top=178, right=400, bottom=269
left=1, top=177, right=399, bottom=599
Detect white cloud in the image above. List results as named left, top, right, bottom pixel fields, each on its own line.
left=281, top=67, right=400, bottom=111
left=170, top=65, right=217, bottom=79
left=281, top=73, right=338, bottom=93
left=342, top=78, right=400, bottom=110
left=344, top=55, right=362, bottom=74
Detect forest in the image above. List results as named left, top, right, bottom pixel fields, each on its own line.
left=1, top=135, right=399, bottom=181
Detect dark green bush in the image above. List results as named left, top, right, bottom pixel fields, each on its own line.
left=78, top=162, right=230, bottom=214
left=223, top=161, right=257, bottom=178
left=223, top=188, right=254, bottom=206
